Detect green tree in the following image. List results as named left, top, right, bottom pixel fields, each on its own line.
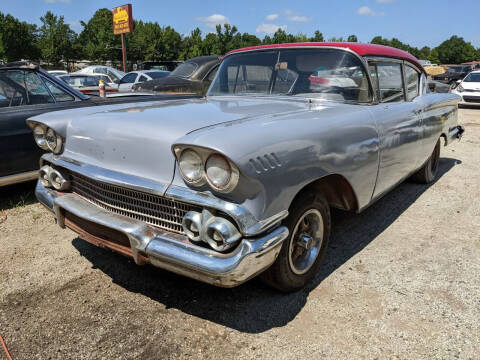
left=179, top=27, right=203, bottom=59
left=272, top=29, right=295, bottom=44
left=77, top=8, right=121, bottom=62
left=435, top=35, right=477, bottom=64
left=347, top=35, right=358, bottom=42
left=328, top=36, right=345, bottom=42
left=214, top=24, right=239, bottom=54
left=309, top=30, right=324, bottom=42
left=0, top=12, right=39, bottom=62
left=38, top=11, right=76, bottom=66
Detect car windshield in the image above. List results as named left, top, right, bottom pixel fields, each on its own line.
left=61, top=75, right=101, bottom=87
left=463, top=73, right=480, bottom=82
left=171, top=62, right=198, bottom=78
left=449, top=66, right=463, bottom=73
left=207, top=49, right=372, bottom=103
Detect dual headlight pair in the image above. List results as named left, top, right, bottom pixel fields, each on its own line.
left=33, top=125, right=63, bottom=154
left=174, top=147, right=239, bottom=193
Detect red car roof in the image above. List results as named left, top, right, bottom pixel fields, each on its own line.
left=226, top=42, right=424, bottom=72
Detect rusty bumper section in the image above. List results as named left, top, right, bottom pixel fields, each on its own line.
left=36, top=182, right=288, bottom=287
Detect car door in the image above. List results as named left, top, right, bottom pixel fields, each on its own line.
left=118, top=73, right=137, bottom=92
left=0, top=70, right=79, bottom=178
left=368, top=60, right=424, bottom=200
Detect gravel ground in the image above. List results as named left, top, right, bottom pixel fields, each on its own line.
left=0, top=108, right=479, bottom=359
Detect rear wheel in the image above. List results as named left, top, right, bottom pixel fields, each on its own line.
left=261, top=192, right=331, bottom=292
left=412, top=139, right=441, bottom=184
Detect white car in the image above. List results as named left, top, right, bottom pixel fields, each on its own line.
left=118, top=70, right=170, bottom=92
left=73, top=66, right=125, bottom=87
left=453, top=70, right=480, bottom=106
left=48, top=70, right=68, bottom=77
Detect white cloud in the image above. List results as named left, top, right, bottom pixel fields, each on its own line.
left=68, top=20, right=81, bottom=31
left=197, top=14, right=230, bottom=28
left=284, top=10, right=311, bottom=22
left=357, top=6, right=385, bottom=16
left=265, top=13, right=279, bottom=21
left=376, top=0, right=394, bottom=3
left=256, top=23, right=287, bottom=35
left=43, top=0, right=71, bottom=3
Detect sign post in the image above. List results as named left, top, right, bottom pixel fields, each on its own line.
left=112, top=4, right=133, bottom=72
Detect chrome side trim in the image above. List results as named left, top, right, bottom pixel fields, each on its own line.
left=36, top=182, right=288, bottom=287
left=0, top=170, right=38, bottom=187
left=42, top=154, right=288, bottom=236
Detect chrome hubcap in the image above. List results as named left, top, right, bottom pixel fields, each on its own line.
left=288, top=209, right=324, bottom=275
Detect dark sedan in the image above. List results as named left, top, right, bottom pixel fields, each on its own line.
left=132, top=56, right=221, bottom=95
left=0, top=62, right=201, bottom=187
left=433, top=65, right=473, bottom=87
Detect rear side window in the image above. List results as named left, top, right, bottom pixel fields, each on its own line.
left=24, top=72, right=54, bottom=104
left=43, top=78, right=75, bottom=102
left=171, top=62, right=198, bottom=78
left=374, top=62, right=405, bottom=102
left=0, top=70, right=28, bottom=107
left=405, top=65, right=420, bottom=101
left=138, top=75, right=148, bottom=82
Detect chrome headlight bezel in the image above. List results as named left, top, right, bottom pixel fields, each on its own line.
left=205, top=153, right=239, bottom=193
left=31, top=122, right=64, bottom=154
left=178, top=149, right=207, bottom=186
left=173, top=145, right=240, bottom=194
left=33, top=125, right=49, bottom=150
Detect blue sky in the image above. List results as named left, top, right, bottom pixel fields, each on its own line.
left=3, top=0, right=480, bottom=48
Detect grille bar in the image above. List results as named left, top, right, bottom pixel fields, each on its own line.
left=69, top=172, right=200, bottom=234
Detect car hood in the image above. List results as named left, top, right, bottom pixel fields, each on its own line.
left=460, top=82, right=480, bottom=90
left=30, top=96, right=316, bottom=189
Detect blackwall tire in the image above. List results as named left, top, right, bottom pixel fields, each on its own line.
left=412, top=139, right=441, bottom=184
left=260, top=191, right=331, bottom=292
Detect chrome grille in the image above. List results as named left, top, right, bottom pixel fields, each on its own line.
left=69, top=172, right=200, bottom=234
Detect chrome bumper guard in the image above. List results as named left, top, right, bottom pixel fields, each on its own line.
left=36, top=182, right=288, bottom=287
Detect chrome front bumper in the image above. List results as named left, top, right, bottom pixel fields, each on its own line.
left=36, top=182, right=289, bottom=287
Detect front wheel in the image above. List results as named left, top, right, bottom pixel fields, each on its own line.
left=261, top=192, right=331, bottom=292
left=412, top=139, right=441, bottom=184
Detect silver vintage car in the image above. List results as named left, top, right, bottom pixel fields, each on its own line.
left=29, top=43, right=464, bottom=291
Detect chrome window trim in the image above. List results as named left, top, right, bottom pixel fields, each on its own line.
left=367, top=58, right=407, bottom=103
left=217, top=46, right=377, bottom=105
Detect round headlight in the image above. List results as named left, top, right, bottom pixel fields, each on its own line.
left=33, top=125, right=48, bottom=150
left=179, top=149, right=204, bottom=184
left=205, top=154, right=232, bottom=190
left=46, top=128, right=57, bottom=152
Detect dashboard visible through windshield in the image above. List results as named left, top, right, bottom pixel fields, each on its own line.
left=207, top=48, right=372, bottom=103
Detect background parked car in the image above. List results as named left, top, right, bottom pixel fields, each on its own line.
left=433, top=65, right=473, bottom=87
left=118, top=70, right=170, bottom=92
left=132, top=56, right=220, bottom=95
left=73, top=65, right=125, bottom=86
left=0, top=61, right=201, bottom=187
left=452, top=70, right=480, bottom=106
left=48, top=70, right=68, bottom=77
left=135, top=61, right=182, bottom=71
left=58, top=74, right=119, bottom=94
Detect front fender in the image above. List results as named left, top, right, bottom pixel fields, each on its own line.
left=172, top=102, right=380, bottom=221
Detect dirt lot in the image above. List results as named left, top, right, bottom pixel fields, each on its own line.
left=1, top=108, right=479, bottom=359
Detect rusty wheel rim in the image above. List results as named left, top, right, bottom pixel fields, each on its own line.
left=288, top=209, right=324, bottom=275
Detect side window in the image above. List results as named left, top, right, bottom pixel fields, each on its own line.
left=205, top=66, right=218, bottom=82
left=138, top=75, right=148, bottom=82
left=375, top=62, right=405, bottom=103
left=43, top=78, right=75, bottom=102
left=121, top=73, right=137, bottom=83
left=24, top=72, right=54, bottom=105
left=0, top=70, right=28, bottom=107
left=405, top=65, right=420, bottom=101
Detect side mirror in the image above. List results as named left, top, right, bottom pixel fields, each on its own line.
left=456, top=80, right=462, bottom=84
